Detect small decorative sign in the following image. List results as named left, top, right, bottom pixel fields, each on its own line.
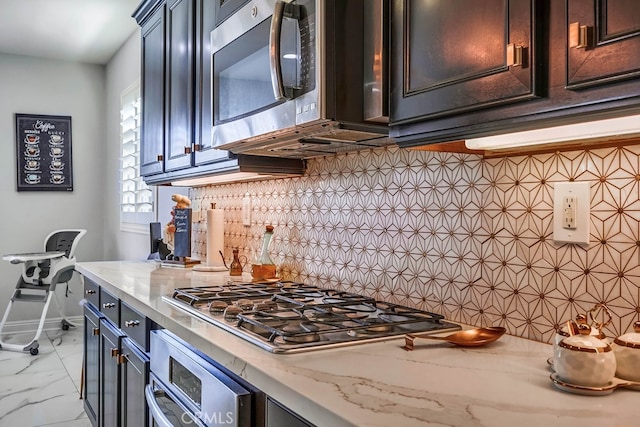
left=173, top=208, right=192, bottom=258
left=15, top=113, right=73, bottom=192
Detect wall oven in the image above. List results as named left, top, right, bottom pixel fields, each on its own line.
left=145, top=330, right=255, bottom=427
left=211, top=0, right=390, bottom=158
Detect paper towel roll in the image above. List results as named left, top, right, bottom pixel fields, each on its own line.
left=206, top=207, right=225, bottom=268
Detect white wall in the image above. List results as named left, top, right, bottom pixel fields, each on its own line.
left=0, top=29, right=193, bottom=325
left=103, top=31, right=150, bottom=261
left=0, top=53, right=106, bottom=321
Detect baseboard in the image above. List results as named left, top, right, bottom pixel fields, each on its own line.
left=1, top=315, right=84, bottom=335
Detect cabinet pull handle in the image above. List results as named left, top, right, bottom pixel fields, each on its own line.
left=184, top=146, right=192, bottom=154
left=506, top=43, right=523, bottom=67
left=92, top=328, right=100, bottom=336
left=118, top=354, right=128, bottom=365
left=85, top=289, right=96, bottom=295
left=102, top=302, right=115, bottom=309
left=569, top=22, right=588, bottom=48
left=111, top=348, right=119, bottom=358
left=194, top=144, right=202, bottom=152
left=157, top=154, right=164, bottom=161
left=124, top=320, right=140, bottom=328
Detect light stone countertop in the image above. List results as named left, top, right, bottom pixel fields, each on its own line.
left=77, top=261, right=638, bottom=427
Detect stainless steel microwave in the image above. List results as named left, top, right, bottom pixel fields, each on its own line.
left=210, top=0, right=391, bottom=158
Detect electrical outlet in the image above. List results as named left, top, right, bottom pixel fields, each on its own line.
left=563, top=196, right=577, bottom=229
left=553, top=182, right=590, bottom=244
left=242, top=194, right=251, bottom=226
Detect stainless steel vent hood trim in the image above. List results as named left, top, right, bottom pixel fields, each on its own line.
left=216, top=120, right=393, bottom=159
left=143, top=154, right=305, bottom=186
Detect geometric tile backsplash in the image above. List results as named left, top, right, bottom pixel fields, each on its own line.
left=190, top=144, right=640, bottom=344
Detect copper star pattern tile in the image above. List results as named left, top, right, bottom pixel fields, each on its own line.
left=191, top=145, right=640, bottom=344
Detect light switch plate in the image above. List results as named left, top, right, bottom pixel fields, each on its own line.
left=553, top=182, right=590, bottom=244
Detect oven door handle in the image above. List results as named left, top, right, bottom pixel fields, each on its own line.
left=145, top=385, right=174, bottom=427
left=145, top=384, right=205, bottom=427
left=269, top=0, right=287, bottom=101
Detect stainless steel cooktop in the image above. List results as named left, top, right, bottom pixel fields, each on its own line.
left=162, top=281, right=461, bottom=354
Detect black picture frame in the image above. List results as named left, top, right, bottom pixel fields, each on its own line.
left=15, top=113, right=73, bottom=192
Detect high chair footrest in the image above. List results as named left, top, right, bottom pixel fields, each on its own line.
left=13, top=291, right=48, bottom=302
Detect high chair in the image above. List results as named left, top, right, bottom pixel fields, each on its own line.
left=0, top=229, right=86, bottom=355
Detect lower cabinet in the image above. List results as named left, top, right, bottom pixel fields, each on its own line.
left=83, top=305, right=101, bottom=426
left=82, top=278, right=150, bottom=427
left=100, top=319, right=125, bottom=427
left=266, top=397, right=314, bottom=427
left=120, top=338, right=150, bottom=426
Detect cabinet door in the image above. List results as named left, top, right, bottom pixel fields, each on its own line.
left=194, top=0, right=233, bottom=166
left=266, top=397, right=314, bottom=427
left=165, top=0, right=195, bottom=172
left=120, top=338, right=150, bottom=427
left=83, top=305, right=102, bottom=427
left=390, top=0, right=540, bottom=124
left=567, top=0, right=640, bottom=89
left=100, top=320, right=125, bottom=427
left=140, top=4, right=166, bottom=176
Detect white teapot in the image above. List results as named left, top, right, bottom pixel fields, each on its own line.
left=612, top=321, right=640, bottom=382
left=552, top=314, right=606, bottom=363
left=554, top=324, right=617, bottom=387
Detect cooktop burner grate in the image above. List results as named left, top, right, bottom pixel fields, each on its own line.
left=163, top=281, right=461, bottom=353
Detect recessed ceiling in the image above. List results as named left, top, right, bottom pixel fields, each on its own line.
left=0, top=0, right=141, bottom=65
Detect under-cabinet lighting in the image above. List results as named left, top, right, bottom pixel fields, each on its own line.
left=464, top=114, right=640, bottom=150
left=171, top=172, right=272, bottom=187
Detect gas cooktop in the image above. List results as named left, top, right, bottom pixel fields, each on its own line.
left=162, top=281, right=461, bottom=353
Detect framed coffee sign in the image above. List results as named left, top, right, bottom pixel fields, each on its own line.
left=15, top=113, right=73, bottom=192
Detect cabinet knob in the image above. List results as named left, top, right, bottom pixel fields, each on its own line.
left=184, top=146, right=192, bottom=154
left=506, top=43, right=523, bottom=67
left=157, top=154, right=164, bottom=161
left=194, top=144, right=202, bottom=152
left=92, top=328, right=100, bottom=336
left=124, top=320, right=140, bottom=328
left=111, top=348, right=119, bottom=358
left=102, top=302, right=116, bottom=309
left=118, top=354, right=128, bottom=365
left=85, top=289, right=96, bottom=295
left=569, top=22, right=588, bottom=49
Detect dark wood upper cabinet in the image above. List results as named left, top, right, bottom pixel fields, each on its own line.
left=566, top=0, right=640, bottom=89
left=140, top=6, right=165, bottom=176
left=164, top=0, right=195, bottom=172
left=391, top=0, right=541, bottom=125
left=194, top=0, right=232, bottom=165
left=135, top=0, right=234, bottom=177
left=390, top=0, right=640, bottom=148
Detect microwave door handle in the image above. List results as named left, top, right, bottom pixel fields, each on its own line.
left=269, top=0, right=287, bottom=101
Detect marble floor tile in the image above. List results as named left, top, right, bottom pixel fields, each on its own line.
left=44, top=418, right=92, bottom=427
left=0, top=332, right=59, bottom=377
left=47, top=328, right=84, bottom=391
left=0, top=327, right=87, bottom=427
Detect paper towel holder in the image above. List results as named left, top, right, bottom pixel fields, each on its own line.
left=193, top=203, right=228, bottom=272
